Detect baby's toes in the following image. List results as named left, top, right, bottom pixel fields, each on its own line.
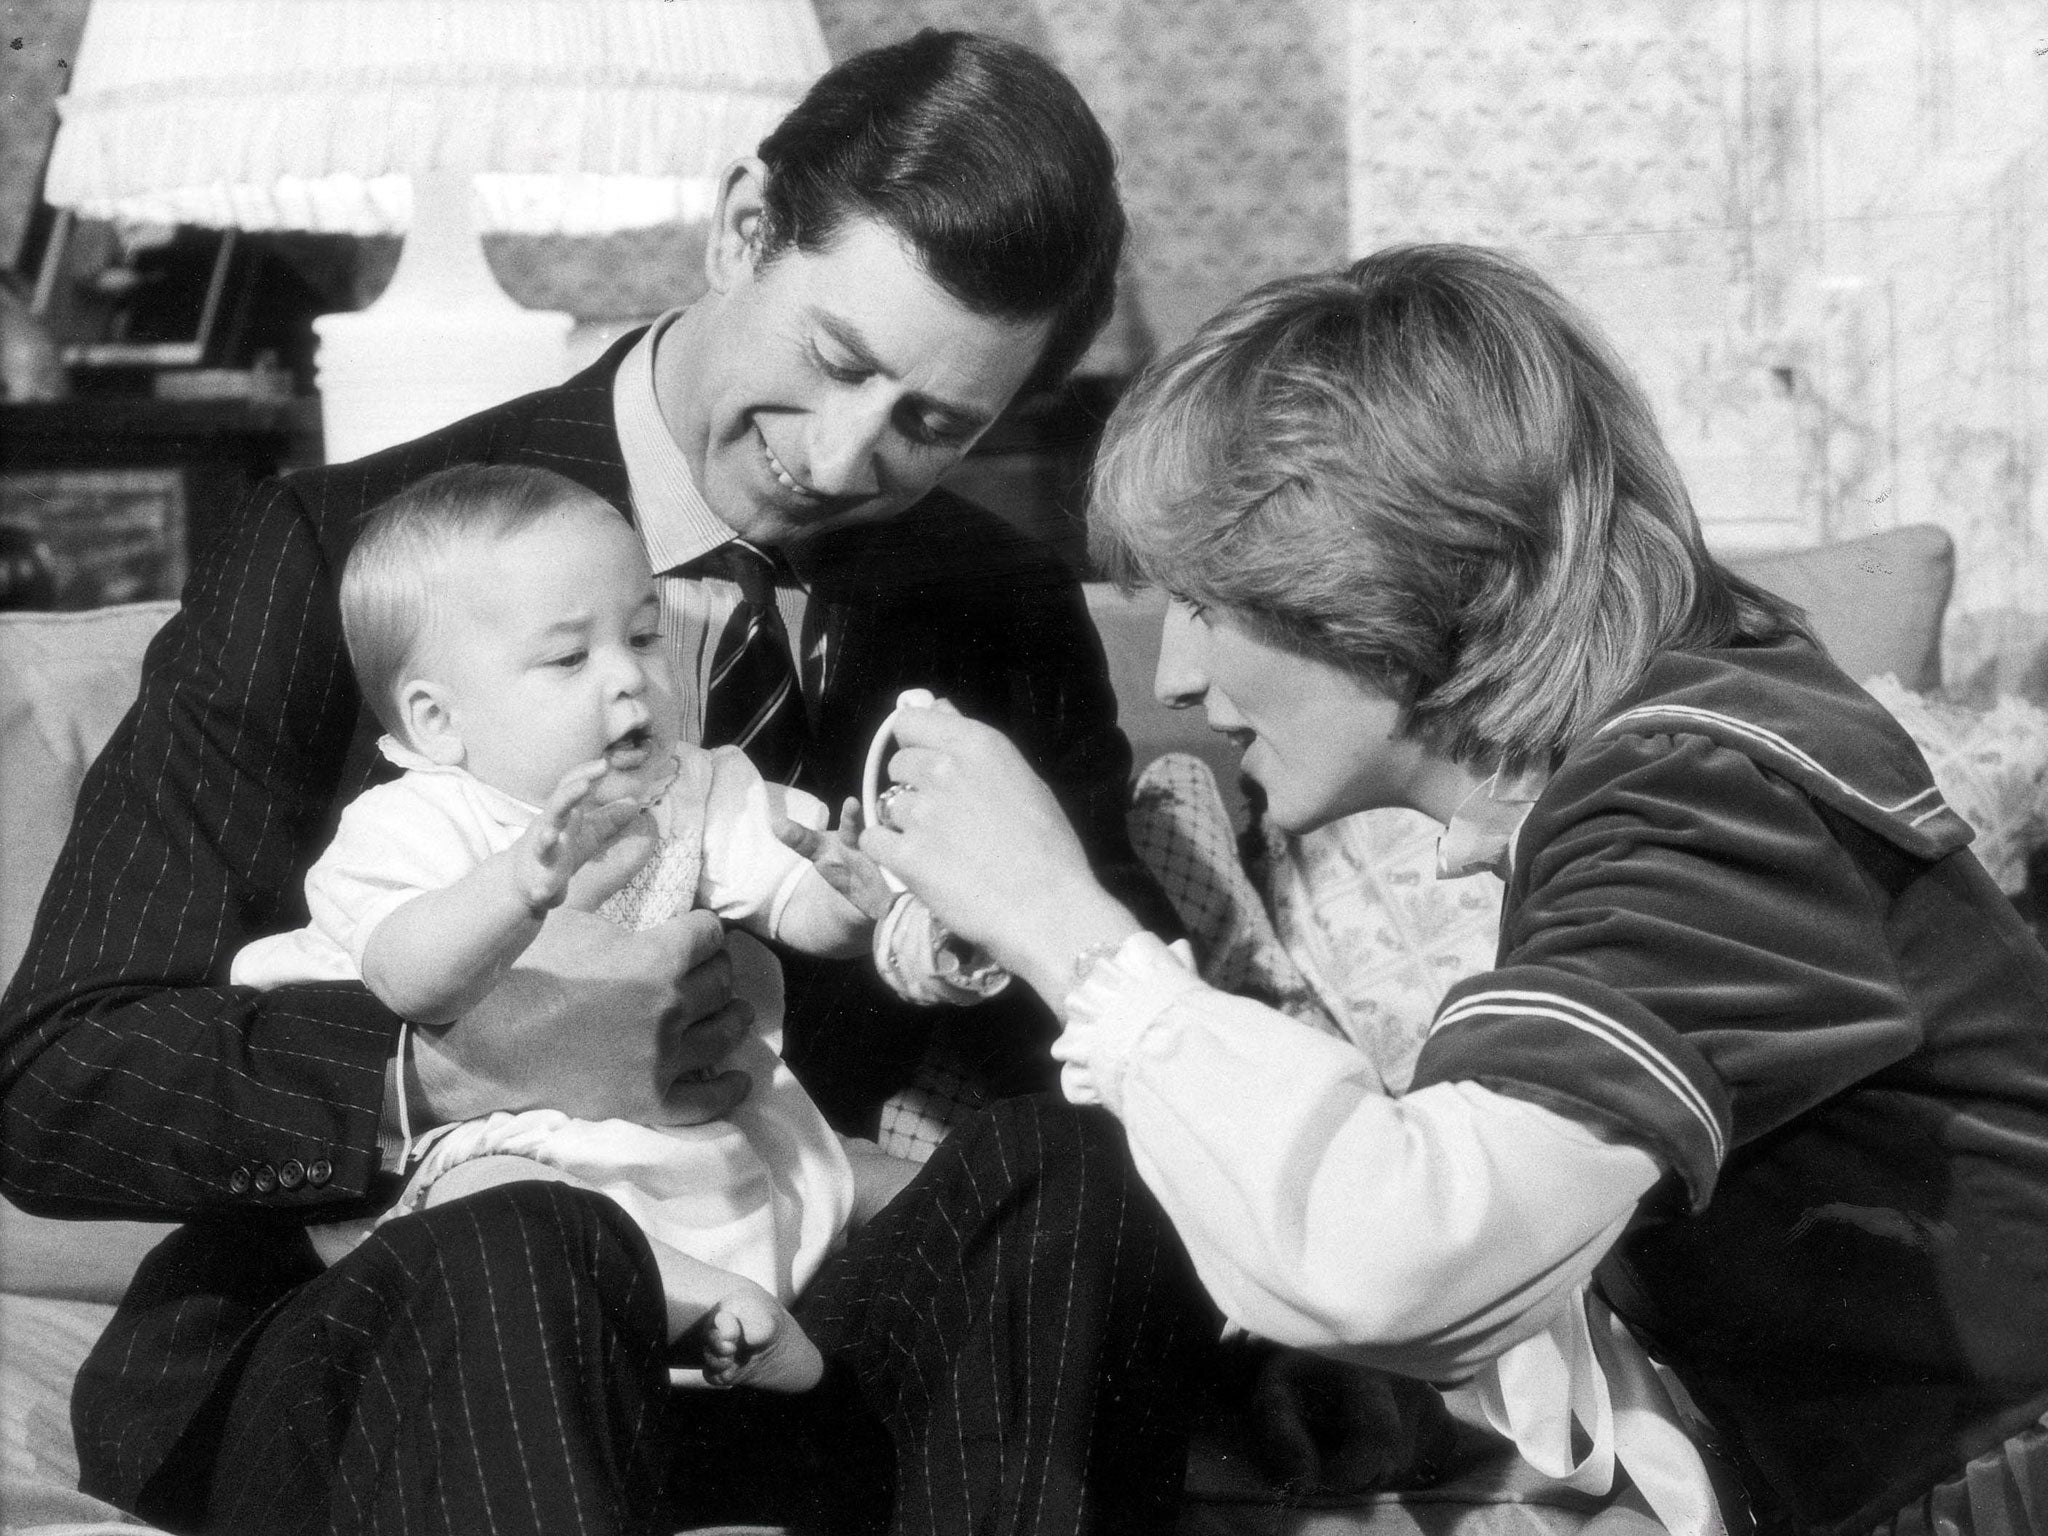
left=705, top=1306, right=745, bottom=1354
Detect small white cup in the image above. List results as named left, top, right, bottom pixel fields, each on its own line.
left=861, top=688, right=935, bottom=892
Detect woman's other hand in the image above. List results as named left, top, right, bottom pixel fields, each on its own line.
left=1246, top=1345, right=1461, bottom=1495
left=861, top=700, right=1141, bottom=1003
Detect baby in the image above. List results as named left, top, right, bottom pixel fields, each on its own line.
left=233, top=464, right=997, bottom=1391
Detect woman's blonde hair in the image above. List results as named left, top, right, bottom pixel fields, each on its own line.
left=1089, top=243, right=1809, bottom=769
left=342, top=465, right=612, bottom=739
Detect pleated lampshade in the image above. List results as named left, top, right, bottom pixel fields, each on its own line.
left=42, top=0, right=831, bottom=461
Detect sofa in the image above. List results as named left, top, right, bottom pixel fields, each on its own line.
left=6, top=523, right=2043, bottom=1536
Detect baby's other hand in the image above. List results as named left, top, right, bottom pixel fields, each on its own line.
left=515, top=759, right=651, bottom=915
left=682, top=1280, right=825, bottom=1393
left=777, top=797, right=899, bottom=923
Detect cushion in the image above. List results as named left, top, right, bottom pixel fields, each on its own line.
left=0, top=1292, right=146, bottom=1534
left=0, top=601, right=178, bottom=990
left=0, top=603, right=194, bottom=1313
left=1260, top=810, right=1504, bottom=1094
left=0, top=1200, right=168, bottom=1307
left=1725, top=524, right=1953, bottom=695
left=1126, top=753, right=1332, bottom=1024
left=1861, top=675, right=2048, bottom=895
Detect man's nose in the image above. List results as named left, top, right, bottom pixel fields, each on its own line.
left=1153, top=601, right=1208, bottom=710
left=806, top=391, right=888, bottom=498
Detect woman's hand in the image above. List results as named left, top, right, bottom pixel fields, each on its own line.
left=1244, top=1346, right=1461, bottom=1495
left=859, top=700, right=1141, bottom=1004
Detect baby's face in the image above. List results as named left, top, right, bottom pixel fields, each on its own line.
left=420, top=500, right=682, bottom=807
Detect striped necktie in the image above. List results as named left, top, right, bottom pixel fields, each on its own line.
left=697, top=539, right=808, bottom=785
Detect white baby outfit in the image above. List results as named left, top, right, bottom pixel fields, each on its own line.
left=233, top=737, right=856, bottom=1309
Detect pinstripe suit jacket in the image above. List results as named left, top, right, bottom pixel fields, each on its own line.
left=0, top=331, right=1168, bottom=1231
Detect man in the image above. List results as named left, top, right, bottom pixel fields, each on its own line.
left=0, top=31, right=1208, bottom=1536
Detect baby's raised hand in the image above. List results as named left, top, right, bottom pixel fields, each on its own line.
left=515, top=759, right=649, bottom=916
left=776, top=796, right=899, bottom=923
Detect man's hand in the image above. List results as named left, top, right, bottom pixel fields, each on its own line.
left=409, top=908, right=754, bottom=1127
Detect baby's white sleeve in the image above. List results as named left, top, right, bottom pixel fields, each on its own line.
left=872, top=894, right=1011, bottom=1006
left=1058, top=931, right=1660, bottom=1380
left=231, top=777, right=489, bottom=985
left=695, top=745, right=819, bottom=933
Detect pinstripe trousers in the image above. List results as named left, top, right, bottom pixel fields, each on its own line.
left=76, top=1095, right=1216, bottom=1536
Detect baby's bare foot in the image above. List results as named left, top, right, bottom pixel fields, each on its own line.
left=688, top=1289, right=824, bottom=1393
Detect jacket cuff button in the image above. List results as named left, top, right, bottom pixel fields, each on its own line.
left=307, top=1159, right=333, bottom=1187
left=278, top=1159, right=306, bottom=1190
left=252, top=1164, right=278, bottom=1195
left=229, top=1167, right=252, bottom=1195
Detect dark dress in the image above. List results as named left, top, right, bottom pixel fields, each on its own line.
left=1414, top=638, right=2048, bottom=1534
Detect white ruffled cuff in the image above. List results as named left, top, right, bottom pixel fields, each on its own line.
left=1052, top=931, right=1202, bottom=1115
left=872, top=893, right=1012, bottom=1006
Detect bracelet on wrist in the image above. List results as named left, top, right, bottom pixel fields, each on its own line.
left=1063, top=938, right=1127, bottom=1013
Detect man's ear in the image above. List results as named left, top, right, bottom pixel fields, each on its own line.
left=400, top=681, right=465, bottom=767
left=705, top=157, right=769, bottom=295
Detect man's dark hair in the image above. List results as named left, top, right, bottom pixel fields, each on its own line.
left=757, top=29, right=1124, bottom=390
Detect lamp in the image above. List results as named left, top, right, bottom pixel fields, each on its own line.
left=42, top=0, right=830, bottom=464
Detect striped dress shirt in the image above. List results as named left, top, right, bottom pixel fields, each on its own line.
left=610, top=309, right=820, bottom=735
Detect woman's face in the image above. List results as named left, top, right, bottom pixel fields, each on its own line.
left=1152, top=598, right=1440, bottom=833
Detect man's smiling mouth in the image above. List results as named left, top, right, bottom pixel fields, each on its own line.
left=757, top=426, right=820, bottom=500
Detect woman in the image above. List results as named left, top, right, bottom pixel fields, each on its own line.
left=862, top=245, right=2048, bottom=1535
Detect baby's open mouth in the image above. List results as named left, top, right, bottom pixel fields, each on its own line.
left=606, top=725, right=652, bottom=771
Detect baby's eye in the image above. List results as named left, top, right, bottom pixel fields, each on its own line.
left=630, top=630, right=662, bottom=652
left=547, top=649, right=588, bottom=670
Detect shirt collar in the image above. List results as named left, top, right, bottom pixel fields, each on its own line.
left=1436, top=762, right=1550, bottom=881
left=378, top=735, right=685, bottom=830
left=377, top=735, right=537, bottom=827
left=614, top=307, right=742, bottom=575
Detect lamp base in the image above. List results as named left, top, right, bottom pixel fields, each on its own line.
left=312, top=305, right=576, bottom=465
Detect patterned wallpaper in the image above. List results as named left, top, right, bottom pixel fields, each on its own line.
left=815, top=0, right=1351, bottom=370
left=1344, top=0, right=2048, bottom=697
left=0, top=0, right=86, bottom=271
left=7, top=0, right=2045, bottom=692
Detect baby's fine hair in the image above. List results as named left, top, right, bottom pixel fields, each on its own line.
left=341, top=464, right=611, bottom=739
